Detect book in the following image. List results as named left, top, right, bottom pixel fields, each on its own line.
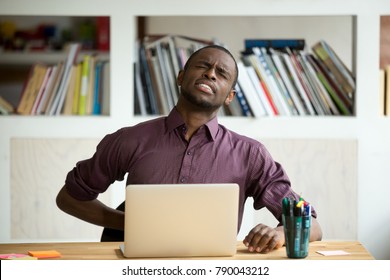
left=85, top=55, right=96, bottom=115
left=155, top=42, right=175, bottom=111
left=269, top=48, right=307, bottom=115
left=136, top=34, right=213, bottom=115
left=172, top=35, right=213, bottom=68
left=234, top=83, right=253, bottom=117
left=134, top=55, right=147, bottom=115
left=101, top=61, right=110, bottom=115
left=92, top=60, right=103, bottom=115
left=34, top=64, right=59, bottom=115
left=312, top=40, right=355, bottom=102
left=30, top=66, right=53, bottom=115
left=283, top=48, right=316, bottom=115
left=245, top=39, right=306, bottom=51
left=42, top=62, right=64, bottom=115
left=72, top=62, right=82, bottom=114
left=49, top=43, right=81, bottom=115
left=245, top=48, right=290, bottom=116
left=308, top=53, right=352, bottom=115
left=0, top=96, right=14, bottom=115
left=236, top=61, right=267, bottom=117
left=16, top=64, right=36, bottom=114
left=143, top=36, right=185, bottom=112
left=62, top=64, right=78, bottom=115
left=243, top=53, right=278, bottom=116
left=259, top=47, right=297, bottom=115
left=285, top=48, right=323, bottom=115
left=300, top=52, right=339, bottom=115
left=321, top=40, right=355, bottom=90
left=16, top=63, right=48, bottom=115
left=145, top=47, right=169, bottom=115
left=224, top=94, right=243, bottom=116
left=78, top=54, right=91, bottom=115
left=139, top=44, right=158, bottom=115
left=305, top=53, right=351, bottom=115
left=295, top=51, right=330, bottom=115
left=161, top=41, right=180, bottom=105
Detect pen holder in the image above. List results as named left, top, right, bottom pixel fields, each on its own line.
left=282, top=214, right=311, bottom=258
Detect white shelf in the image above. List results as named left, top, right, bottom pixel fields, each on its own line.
left=0, top=51, right=110, bottom=65
left=0, top=115, right=360, bottom=139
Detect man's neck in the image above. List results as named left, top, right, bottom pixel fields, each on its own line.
left=175, top=103, right=218, bottom=141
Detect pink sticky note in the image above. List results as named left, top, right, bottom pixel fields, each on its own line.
left=0, top=253, right=33, bottom=259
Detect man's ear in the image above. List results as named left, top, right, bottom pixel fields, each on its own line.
left=177, top=70, right=184, bottom=87
left=224, top=88, right=236, bottom=106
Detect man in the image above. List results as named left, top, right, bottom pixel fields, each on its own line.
left=56, top=45, right=322, bottom=253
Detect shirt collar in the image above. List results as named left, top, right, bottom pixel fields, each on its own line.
left=166, top=107, right=219, bottom=141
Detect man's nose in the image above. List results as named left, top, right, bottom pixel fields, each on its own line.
left=202, top=67, right=217, bottom=80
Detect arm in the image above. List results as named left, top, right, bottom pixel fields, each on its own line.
left=243, top=217, right=322, bottom=254
left=56, top=185, right=124, bottom=231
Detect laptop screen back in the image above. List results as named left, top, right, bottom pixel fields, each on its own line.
left=122, top=183, right=239, bottom=258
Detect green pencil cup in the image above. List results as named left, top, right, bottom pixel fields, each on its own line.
left=282, top=214, right=311, bottom=258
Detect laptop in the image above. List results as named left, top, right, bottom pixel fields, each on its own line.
left=120, top=183, right=239, bottom=258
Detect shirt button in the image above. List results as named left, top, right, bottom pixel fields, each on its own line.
left=187, top=151, right=191, bottom=155
left=180, top=178, right=186, bottom=183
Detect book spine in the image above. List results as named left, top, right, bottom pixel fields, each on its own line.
left=269, top=48, right=306, bottom=115
left=281, top=51, right=316, bottom=115
left=72, top=62, right=82, bottom=114
left=236, top=61, right=266, bottom=117
left=295, top=51, right=328, bottom=115
left=31, top=66, right=52, bottom=115
left=312, top=41, right=354, bottom=101
left=93, top=62, right=102, bottom=115
left=78, top=55, right=90, bottom=115
left=234, top=83, right=253, bottom=117
left=245, top=39, right=306, bottom=51
left=260, top=47, right=296, bottom=115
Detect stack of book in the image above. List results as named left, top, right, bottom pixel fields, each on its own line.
left=238, top=39, right=355, bottom=117
left=15, top=43, right=110, bottom=116
left=134, top=36, right=355, bottom=117
left=0, top=95, right=14, bottom=115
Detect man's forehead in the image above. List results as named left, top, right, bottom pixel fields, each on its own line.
left=192, top=48, right=235, bottom=68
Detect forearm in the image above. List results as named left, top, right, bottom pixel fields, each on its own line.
left=56, top=185, right=124, bottom=231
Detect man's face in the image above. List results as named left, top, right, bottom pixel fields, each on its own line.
left=177, top=47, right=236, bottom=110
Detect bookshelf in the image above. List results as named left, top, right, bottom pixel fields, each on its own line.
left=0, top=0, right=390, bottom=259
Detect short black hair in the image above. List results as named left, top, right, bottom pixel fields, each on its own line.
left=183, top=45, right=239, bottom=89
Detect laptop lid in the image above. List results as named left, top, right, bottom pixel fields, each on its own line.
left=121, top=183, right=239, bottom=258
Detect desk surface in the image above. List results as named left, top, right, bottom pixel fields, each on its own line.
left=0, top=240, right=373, bottom=260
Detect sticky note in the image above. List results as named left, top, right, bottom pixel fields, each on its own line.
left=28, top=250, right=61, bottom=259
left=0, top=253, right=37, bottom=260
left=316, top=250, right=351, bottom=256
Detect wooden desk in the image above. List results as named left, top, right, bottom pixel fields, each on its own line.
left=0, top=240, right=373, bottom=260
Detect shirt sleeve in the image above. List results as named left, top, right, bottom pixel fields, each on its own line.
left=247, top=143, right=318, bottom=225
left=65, top=128, right=128, bottom=201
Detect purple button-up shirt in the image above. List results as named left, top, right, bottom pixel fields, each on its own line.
left=66, top=108, right=315, bottom=231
